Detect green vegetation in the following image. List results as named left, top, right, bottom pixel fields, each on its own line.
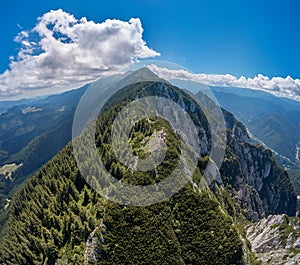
left=0, top=141, right=244, bottom=264
left=0, top=81, right=244, bottom=264
left=0, top=86, right=87, bottom=228
left=96, top=186, right=243, bottom=265
left=0, top=144, right=104, bottom=264
left=0, top=78, right=297, bottom=265
left=95, top=112, right=181, bottom=186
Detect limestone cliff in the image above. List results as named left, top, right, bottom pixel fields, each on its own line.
left=247, top=214, right=300, bottom=264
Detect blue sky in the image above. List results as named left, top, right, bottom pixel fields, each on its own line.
left=1, top=0, right=300, bottom=99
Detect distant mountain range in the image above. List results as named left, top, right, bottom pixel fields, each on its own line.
left=0, top=86, right=87, bottom=224
left=211, top=86, right=300, bottom=164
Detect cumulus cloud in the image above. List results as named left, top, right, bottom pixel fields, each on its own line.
left=0, top=9, right=160, bottom=100
left=148, top=65, right=300, bottom=101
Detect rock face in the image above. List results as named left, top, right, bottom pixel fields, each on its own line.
left=247, top=215, right=287, bottom=253
left=220, top=110, right=297, bottom=221
left=246, top=215, right=300, bottom=264
left=84, top=221, right=106, bottom=265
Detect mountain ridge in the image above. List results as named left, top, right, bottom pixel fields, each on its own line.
left=0, top=68, right=297, bottom=264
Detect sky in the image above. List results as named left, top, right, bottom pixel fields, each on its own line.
left=1, top=0, right=300, bottom=100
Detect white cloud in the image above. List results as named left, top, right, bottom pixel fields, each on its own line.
left=148, top=65, right=300, bottom=101
left=2, top=9, right=299, bottom=102
left=0, top=9, right=160, bottom=100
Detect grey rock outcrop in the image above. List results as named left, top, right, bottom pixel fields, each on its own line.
left=246, top=215, right=300, bottom=264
